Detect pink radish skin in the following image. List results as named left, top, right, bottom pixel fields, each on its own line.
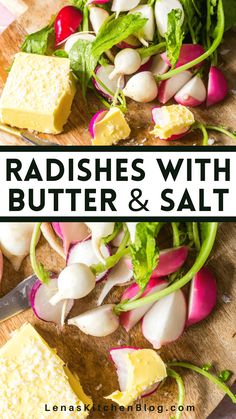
left=120, top=278, right=168, bottom=332
left=139, top=57, right=153, bottom=72
left=161, top=44, right=205, bottom=69
left=158, top=70, right=192, bottom=104
left=52, top=222, right=90, bottom=255
left=87, top=0, right=110, bottom=5
left=207, top=66, right=228, bottom=107
left=30, top=278, right=74, bottom=325
left=186, top=267, right=217, bottom=327
left=89, top=110, right=107, bottom=138
left=126, top=246, right=188, bottom=277
left=93, top=65, right=125, bottom=99
left=174, top=75, right=207, bottom=107
left=67, top=239, right=110, bottom=282
left=142, top=289, right=187, bottom=349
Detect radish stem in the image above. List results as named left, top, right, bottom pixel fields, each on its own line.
left=171, top=223, right=180, bottom=247
left=205, top=125, right=236, bottom=141
left=167, top=368, right=185, bottom=419
left=192, top=222, right=200, bottom=251
left=30, top=222, right=50, bottom=284
left=192, top=122, right=209, bottom=145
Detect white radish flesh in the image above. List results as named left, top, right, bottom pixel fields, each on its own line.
left=86, top=223, right=115, bottom=263
left=111, top=0, right=141, bottom=14
left=158, top=70, right=192, bottom=104
left=126, top=222, right=138, bottom=242
left=142, top=289, right=187, bottom=349
left=30, top=278, right=74, bottom=325
left=151, top=54, right=169, bottom=76
left=50, top=263, right=96, bottom=305
left=123, top=71, right=158, bottom=103
left=93, top=65, right=125, bottom=99
left=68, top=304, right=119, bottom=336
left=65, top=32, right=96, bottom=54
left=174, top=75, right=207, bottom=107
left=120, top=279, right=168, bottom=332
left=109, top=49, right=141, bottom=79
left=129, top=5, right=155, bottom=46
left=187, top=268, right=217, bottom=327
left=155, top=0, right=184, bottom=37
left=52, top=222, right=90, bottom=255
left=89, top=7, right=109, bottom=34
left=67, top=239, right=110, bottom=282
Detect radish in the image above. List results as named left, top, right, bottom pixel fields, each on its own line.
left=155, top=0, right=184, bottom=37
left=174, top=75, right=207, bottom=107
left=123, top=71, right=158, bottom=103
left=68, top=304, right=119, bottom=336
left=40, top=223, right=65, bottom=259
left=89, top=7, right=109, bottom=34
left=30, top=277, right=74, bottom=325
left=186, top=267, right=217, bottom=327
left=139, top=57, right=153, bottom=72
left=54, top=6, right=83, bottom=46
left=109, top=49, right=142, bottom=79
left=52, top=222, right=90, bottom=255
left=89, top=110, right=107, bottom=138
left=128, top=5, right=155, bottom=47
left=64, top=32, right=95, bottom=54
left=126, top=222, right=138, bottom=242
left=151, top=54, right=169, bottom=76
left=161, top=44, right=205, bottom=69
left=67, top=239, right=110, bottom=282
left=97, top=258, right=133, bottom=306
left=85, top=223, right=115, bottom=263
left=151, top=105, right=194, bottom=140
left=120, top=278, right=168, bottom=332
left=207, top=66, right=228, bottom=107
left=93, top=65, right=125, bottom=99
left=86, top=0, right=110, bottom=6
left=142, top=289, right=187, bottom=349
left=158, top=70, right=192, bottom=104
left=111, top=0, right=141, bottom=15
left=117, top=35, right=140, bottom=49
left=49, top=263, right=96, bottom=305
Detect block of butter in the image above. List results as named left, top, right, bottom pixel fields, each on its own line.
left=0, top=52, right=76, bottom=134
left=0, top=323, right=92, bottom=418
left=92, top=107, right=131, bottom=145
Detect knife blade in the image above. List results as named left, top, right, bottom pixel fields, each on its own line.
left=0, top=274, right=38, bottom=322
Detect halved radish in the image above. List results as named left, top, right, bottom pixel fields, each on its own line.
left=161, top=44, right=205, bottom=69
left=120, top=278, right=168, bottom=332
left=89, top=110, right=108, bottom=138
left=117, top=35, right=140, bottom=49
left=89, top=6, right=109, bottom=34
left=55, top=6, right=83, bottom=46
left=65, top=32, right=95, bottom=54
left=128, top=5, right=155, bottom=46
left=206, top=66, right=228, bottom=107
left=93, top=65, right=125, bottom=99
left=186, top=267, right=217, bottom=327
left=158, top=70, right=192, bottom=104
left=142, top=289, right=187, bottom=349
left=111, top=0, right=141, bottom=14
left=151, top=54, right=169, bottom=76
left=174, top=75, right=207, bottom=107
left=52, top=222, right=90, bottom=255
left=30, top=277, right=74, bottom=325
left=155, top=0, right=184, bottom=37
left=67, top=239, right=110, bottom=282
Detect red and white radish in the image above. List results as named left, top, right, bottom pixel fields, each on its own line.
left=54, top=6, right=83, bottom=46
left=68, top=304, right=119, bottom=336
left=129, top=5, right=155, bottom=47
left=123, top=71, right=158, bottom=103
left=89, top=110, right=107, bottom=138
left=174, top=75, right=207, bottom=107
left=117, top=35, right=140, bottom=49
left=86, top=0, right=110, bottom=6
left=111, top=0, right=141, bottom=15
left=109, top=49, right=141, bottom=79
left=206, top=66, right=228, bottom=107
left=89, top=6, right=109, bottom=34
left=151, top=54, right=169, bottom=76
left=49, top=263, right=96, bottom=305
left=142, top=289, right=187, bottom=349
left=93, top=65, right=125, bottom=99
left=186, top=267, right=217, bottom=327
left=52, top=222, right=90, bottom=255
left=158, top=70, right=192, bottom=104
left=161, top=44, right=205, bottom=69
left=86, top=223, right=115, bottom=263
left=139, top=57, right=153, bottom=72
left=30, top=277, right=74, bottom=325
left=67, top=239, right=110, bottom=282
left=97, top=258, right=133, bottom=306
left=65, top=32, right=95, bottom=54
left=120, top=278, right=168, bottom=332
left=155, top=0, right=184, bottom=37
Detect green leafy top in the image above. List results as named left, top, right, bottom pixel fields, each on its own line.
left=165, top=9, right=185, bottom=67
left=21, top=22, right=54, bottom=55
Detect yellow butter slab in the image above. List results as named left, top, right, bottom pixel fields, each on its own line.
left=92, top=107, right=131, bottom=145
left=152, top=104, right=194, bottom=139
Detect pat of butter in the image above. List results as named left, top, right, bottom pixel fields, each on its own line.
left=93, top=107, right=131, bottom=145
left=152, top=104, right=194, bottom=139
left=105, top=349, right=167, bottom=407
left=0, top=52, right=76, bottom=134
left=0, top=323, right=92, bottom=418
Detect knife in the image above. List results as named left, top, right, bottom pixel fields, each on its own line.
left=0, top=123, right=58, bottom=146
left=0, top=274, right=38, bottom=322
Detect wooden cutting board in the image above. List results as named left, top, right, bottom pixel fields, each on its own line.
left=0, top=0, right=236, bottom=146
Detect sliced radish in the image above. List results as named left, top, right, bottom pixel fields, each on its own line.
left=206, top=66, right=228, bottom=107
left=155, top=0, right=184, bottom=37
left=161, top=44, right=205, bottom=69
left=89, top=6, right=109, bottom=34
left=111, top=0, right=141, bottom=14
left=151, top=54, right=169, bottom=76
left=174, top=75, right=207, bottom=107
left=65, top=32, right=96, bottom=54
left=186, top=267, right=217, bottom=327
left=120, top=278, right=168, bottom=332
left=89, top=110, right=108, bottom=137
left=117, top=35, right=140, bottom=49
left=129, top=5, right=155, bottom=46
left=55, top=6, right=83, bottom=46
left=52, top=222, right=90, bottom=255
left=97, top=258, right=133, bottom=306
left=30, top=277, right=74, bottom=325
left=93, top=65, right=125, bottom=99
left=126, top=246, right=188, bottom=277
left=158, top=70, right=192, bottom=104
left=67, top=239, right=110, bottom=282
left=142, top=289, right=187, bottom=349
